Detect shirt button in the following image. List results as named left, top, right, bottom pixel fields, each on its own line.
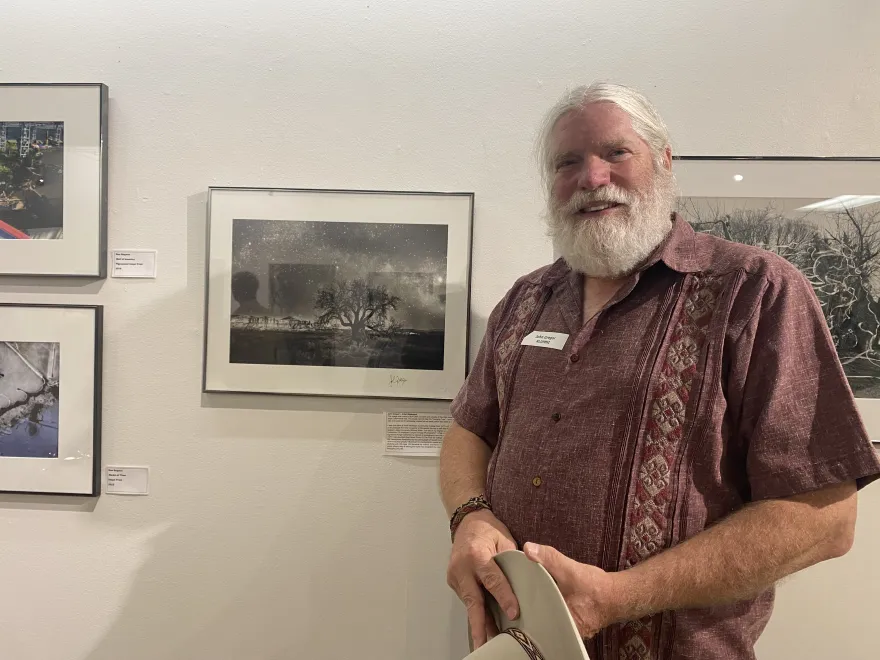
left=532, top=476, right=543, bottom=487
left=551, top=412, right=561, bottom=422
left=570, top=353, right=580, bottom=363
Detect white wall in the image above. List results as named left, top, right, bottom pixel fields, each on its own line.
left=1, top=1, right=878, bottom=658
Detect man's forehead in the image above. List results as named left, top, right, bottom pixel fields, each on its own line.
left=551, top=103, right=641, bottom=148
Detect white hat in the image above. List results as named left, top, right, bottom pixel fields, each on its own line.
left=462, top=550, right=592, bottom=660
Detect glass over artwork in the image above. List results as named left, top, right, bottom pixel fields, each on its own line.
left=0, top=121, right=64, bottom=240
left=229, top=219, right=449, bottom=371
left=204, top=187, right=472, bottom=399
left=0, top=341, right=60, bottom=458
left=677, top=194, right=880, bottom=397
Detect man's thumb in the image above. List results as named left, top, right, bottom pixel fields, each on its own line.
left=523, top=542, right=564, bottom=573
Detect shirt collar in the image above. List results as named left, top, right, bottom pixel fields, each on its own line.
left=645, top=213, right=702, bottom=274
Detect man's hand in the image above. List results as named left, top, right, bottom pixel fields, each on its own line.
left=523, top=542, right=622, bottom=639
left=523, top=483, right=859, bottom=638
left=447, top=509, right=519, bottom=649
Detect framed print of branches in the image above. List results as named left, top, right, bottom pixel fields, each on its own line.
left=674, top=156, right=880, bottom=440
left=0, top=303, right=102, bottom=495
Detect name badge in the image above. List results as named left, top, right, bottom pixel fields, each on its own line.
left=521, top=331, right=569, bottom=350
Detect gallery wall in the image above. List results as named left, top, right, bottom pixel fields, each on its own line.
left=1, top=1, right=879, bottom=658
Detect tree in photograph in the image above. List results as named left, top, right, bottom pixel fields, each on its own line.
left=808, top=205, right=880, bottom=360
left=684, top=199, right=880, bottom=383
left=314, top=279, right=401, bottom=345
left=677, top=199, right=815, bottom=269
left=0, top=141, right=41, bottom=197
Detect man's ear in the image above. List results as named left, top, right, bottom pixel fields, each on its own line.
left=662, top=145, right=673, bottom=171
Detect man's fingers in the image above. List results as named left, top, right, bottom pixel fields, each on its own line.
left=459, top=576, right=488, bottom=649
left=475, top=558, right=519, bottom=620
left=485, top=604, right=500, bottom=641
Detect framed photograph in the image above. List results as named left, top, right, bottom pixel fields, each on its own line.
left=203, top=187, right=474, bottom=399
left=0, top=83, right=108, bottom=277
left=0, top=303, right=102, bottom=495
left=674, top=156, right=880, bottom=439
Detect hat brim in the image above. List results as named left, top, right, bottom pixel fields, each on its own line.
left=488, top=550, right=592, bottom=660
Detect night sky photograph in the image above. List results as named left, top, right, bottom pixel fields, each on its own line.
left=229, top=218, right=449, bottom=370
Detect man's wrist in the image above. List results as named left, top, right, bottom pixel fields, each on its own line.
left=606, top=565, right=657, bottom=624
left=449, top=494, right=492, bottom=541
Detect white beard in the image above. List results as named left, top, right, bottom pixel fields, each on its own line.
left=546, top=171, right=676, bottom=279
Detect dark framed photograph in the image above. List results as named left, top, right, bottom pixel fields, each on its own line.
left=0, top=83, right=108, bottom=277
left=0, top=304, right=102, bottom=495
left=203, top=187, right=473, bottom=399
left=674, top=156, right=880, bottom=438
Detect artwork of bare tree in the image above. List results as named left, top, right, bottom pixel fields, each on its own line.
left=678, top=197, right=880, bottom=397
left=314, top=279, right=402, bottom=344
left=229, top=218, right=448, bottom=370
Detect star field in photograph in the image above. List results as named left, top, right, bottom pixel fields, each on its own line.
left=231, top=218, right=449, bottom=329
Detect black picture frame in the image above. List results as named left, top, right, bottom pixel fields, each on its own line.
left=0, top=303, right=102, bottom=496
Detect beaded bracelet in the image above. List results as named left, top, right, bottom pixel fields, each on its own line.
left=449, top=494, right=492, bottom=541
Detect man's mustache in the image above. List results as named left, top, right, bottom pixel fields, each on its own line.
left=555, top=186, right=636, bottom=216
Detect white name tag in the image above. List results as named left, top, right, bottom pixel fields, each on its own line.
left=521, top=331, right=569, bottom=350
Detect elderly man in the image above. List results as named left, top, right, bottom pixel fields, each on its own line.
left=439, top=82, right=880, bottom=660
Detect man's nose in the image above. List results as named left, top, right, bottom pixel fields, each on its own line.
left=577, top=156, right=611, bottom=190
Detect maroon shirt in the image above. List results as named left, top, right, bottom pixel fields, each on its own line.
left=451, top=215, right=880, bottom=660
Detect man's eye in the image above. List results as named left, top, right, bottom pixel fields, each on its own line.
left=555, top=159, right=577, bottom=170
left=608, top=150, right=629, bottom=159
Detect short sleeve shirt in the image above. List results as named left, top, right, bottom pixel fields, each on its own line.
left=451, top=215, right=880, bottom=660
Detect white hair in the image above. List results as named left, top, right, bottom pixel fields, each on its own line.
left=536, top=82, right=672, bottom=192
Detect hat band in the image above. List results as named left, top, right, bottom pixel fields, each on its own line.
left=503, top=628, right=546, bottom=660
